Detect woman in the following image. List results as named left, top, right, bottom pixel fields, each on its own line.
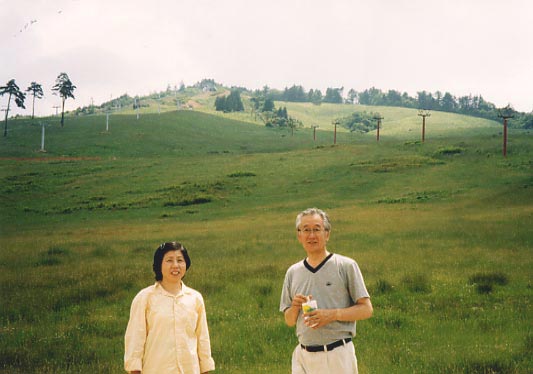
left=125, top=242, right=215, bottom=374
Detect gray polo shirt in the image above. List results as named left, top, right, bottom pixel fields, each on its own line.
left=280, top=253, right=370, bottom=346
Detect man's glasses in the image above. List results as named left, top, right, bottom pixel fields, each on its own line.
left=298, top=228, right=325, bottom=235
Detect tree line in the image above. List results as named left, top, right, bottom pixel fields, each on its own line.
left=212, top=81, right=533, bottom=132
left=0, top=73, right=76, bottom=136
left=253, top=84, right=532, bottom=129
left=260, top=85, right=345, bottom=105
left=356, top=87, right=532, bottom=129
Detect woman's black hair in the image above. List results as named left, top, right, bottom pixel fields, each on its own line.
left=153, top=242, right=191, bottom=281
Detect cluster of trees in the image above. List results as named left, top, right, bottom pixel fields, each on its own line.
left=336, top=111, right=380, bottom=133
left=215, top=90, right=244, bottom=112
left=356, top=88, right=498, bottom=119
left=132, top=96, right=150, bottom=110
left=107, top=94, right=134, bottom=111
left=260, top=109, right=302, bottom=134
left=0, top=73, right=76, bottom=136
left=74, top=94, right=140, bottom=116
left=512, top=112, right=533, bottom=129
left=214, top=86, right=297, bottom=128
left=194, top=78, right=218, bottom=92
left=357, top=88, right=533, bottom=129
left=260, top=85, right=345, bottom=105
left=248, top=89, right=302, bottom=132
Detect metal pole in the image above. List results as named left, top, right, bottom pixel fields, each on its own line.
left=422, top=116, right=426, bottom=142
left=40, top=122, right=45, bottom=151
left=311, top=125, right=319, bottom=141
left=418, top=110, right=430, bottom=142
left=106, top=112, right=109, bottom=132
left=503, top=118, right=508, bottom=157
left=373, top=115, right=383, bottom=142
left=497, top=107, right=513, bottom=157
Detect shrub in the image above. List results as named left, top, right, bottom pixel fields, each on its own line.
left=435, top=146, right=464, bottom=156
left=36, top=246, right=70, bottom=266
left=163, top=195, right=212, bottom=207
left=227, top=171, right=256, bottom=178
left=468, top=272, right=509, bottom=294
left=36, top=256, right=61, bottom=266
left=401, top=273, right=431, bottom=293
left=46, top=247, right=70, bottom=256
left=468, top=272, right=508, bottom=286
left=374, top=279, right=394, bottom=294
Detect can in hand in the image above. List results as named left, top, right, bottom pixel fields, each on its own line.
left=302, top=299, right=317, bottom=314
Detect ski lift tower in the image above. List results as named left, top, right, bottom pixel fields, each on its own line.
left=498, top=105, right=514, bottom=157
left=311, top=125, right=319, bottom=141
left=418, top=109, right=431, bottom=142
left=373, top=114, right=384, bottom=141
left=332, top=119, right=340, bottom=145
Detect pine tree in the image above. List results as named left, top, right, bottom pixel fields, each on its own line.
left=26, top=82, right=44, bottom=119
left=51, top=72, right=76, bottom=127
left=215, top=96, right=226, bottom=111
left=0, top=79, right=26, bottom=137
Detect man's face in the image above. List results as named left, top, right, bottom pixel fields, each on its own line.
left=297, top=214, right=330, bottom=254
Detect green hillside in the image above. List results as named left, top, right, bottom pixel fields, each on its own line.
left=177, top=90, right=503, bottom=137
left=1, top=108, right=532, bottom=373
left=281, top=102, right=501, bottom=135
left=85, top=87, right=503, bottom=137
left=1, top=110, right=324, bottom=158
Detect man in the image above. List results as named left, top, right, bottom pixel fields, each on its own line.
left=280, top=208, right=373, bottom=374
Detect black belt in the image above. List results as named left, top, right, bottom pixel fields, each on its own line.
left=300, top=338, right=351, bottom=352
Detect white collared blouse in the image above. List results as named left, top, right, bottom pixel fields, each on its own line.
left=125, top=282, right=215, bottom=374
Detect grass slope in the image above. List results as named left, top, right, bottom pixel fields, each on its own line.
left=281, top=102, right=501, bottom=135
left=1, top=109, right=532, bottom=373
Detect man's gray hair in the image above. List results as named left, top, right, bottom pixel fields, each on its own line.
left=295, top=208, right=331, bottom=231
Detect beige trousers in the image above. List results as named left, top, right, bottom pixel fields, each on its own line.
left=291, top=340, right=358, bottom=374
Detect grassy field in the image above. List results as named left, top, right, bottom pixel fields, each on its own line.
left=0, top=107, right=532, bottom=373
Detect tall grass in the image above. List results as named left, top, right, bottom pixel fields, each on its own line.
left=1, top=110, right=531, bottom=373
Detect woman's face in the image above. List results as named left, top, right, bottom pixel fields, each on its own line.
left=161, top=250, right=187, bottom=282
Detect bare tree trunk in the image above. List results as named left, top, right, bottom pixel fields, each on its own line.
left=3, top=93, right=11, bottom=137
left=60, top=98, right=65, bottom=127
left=32, top=94, right=36, bottom=119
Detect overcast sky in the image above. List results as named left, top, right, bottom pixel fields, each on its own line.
left=2, top=0, right=532, bottom=117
